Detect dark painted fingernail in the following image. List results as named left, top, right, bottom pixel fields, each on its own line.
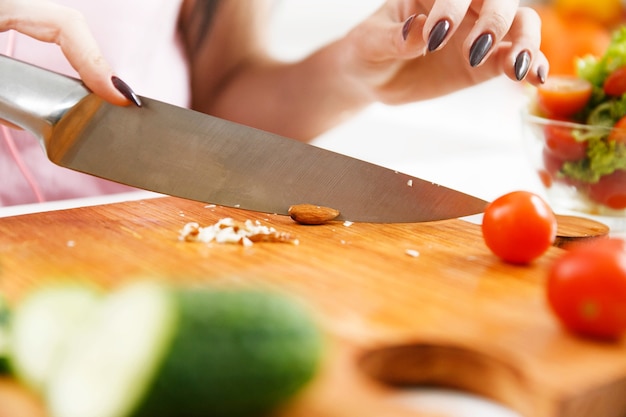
left=428, top=19, right=450, bottom=52
left=537, top=65, right=547, bottom=84
left=469, top=32, right=494, bottom=67
left=402, top=14, right=416, bottom=41
left=111, top=76, right=142, bottom=107
left=514, top=50, right=531, bottom=81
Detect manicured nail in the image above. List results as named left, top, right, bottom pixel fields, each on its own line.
left=514, top=50, right=531, bottom=81
left=402, top=14, right=416, bottom=41
left=111, top=76, right=142, bottom=107
left=469, top=32, right=494, bottom=67
left=428, top=19, right=450, bottom=52
left=537, top=65, right=547, bottom=84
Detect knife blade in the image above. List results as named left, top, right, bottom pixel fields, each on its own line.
left=0, top=54, right=487, bottom=222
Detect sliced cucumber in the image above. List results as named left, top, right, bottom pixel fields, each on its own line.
left=9, top=283, right=102, bottom=391
left=47, top=281, right=323, bottom=417
left=48, top=281, right=176, bottom=417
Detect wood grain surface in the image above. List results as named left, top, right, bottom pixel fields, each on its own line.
left=0, top=196, right=623, bottom=417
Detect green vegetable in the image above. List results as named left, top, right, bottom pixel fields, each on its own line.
left=576, top=27, right=626, bottom=127
left=578, top=26, right=626, bottom=89
left=11, top=281, right=322, bottom=417
left=562, top=136, right=626, bottom=183
left=9, top=283, right=102, bottom=390
left=586, top=96, right=626, bottom=127
left=555, top=27, right=626, bottom=183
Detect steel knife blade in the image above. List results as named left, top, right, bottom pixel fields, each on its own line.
left=0, top=54, right=487, bottom=222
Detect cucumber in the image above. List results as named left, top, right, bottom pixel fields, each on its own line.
left=9, top=283, right=102, bottom=390
left=44, top=281, right=322, bottom=417
left=0, top=293, right=10, bottom=374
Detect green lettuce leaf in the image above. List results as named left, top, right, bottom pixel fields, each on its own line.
left=553, top=27, right=626, bottom=183
left=562, top=136, right=626, bottom=183
left=577, top=26, right=626, bottom=88
left=586, top=96, right=626, bottom=127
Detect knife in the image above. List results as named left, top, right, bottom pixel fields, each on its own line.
left=0, top=54, right=487, bottom=222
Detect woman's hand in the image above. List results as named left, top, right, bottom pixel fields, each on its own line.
left=181, top=0, right=548, bottom=140
left=0, top=0, right=134, bottom=106
left=341, top=0, right=548, bottom=104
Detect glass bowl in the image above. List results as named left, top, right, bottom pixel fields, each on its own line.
left=521, top=110, right=626, bottom=234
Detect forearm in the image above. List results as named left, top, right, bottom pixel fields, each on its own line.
left=199, top=40, right=374, bottom=142
left=186, top=0, right=547, bottom=141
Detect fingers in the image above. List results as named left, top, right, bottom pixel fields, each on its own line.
left=460, top=0, right=521, bottom=67
left=1, top=0, right=132, bottom=105
left=499, top=7, right=549, bottom=85
left=422, top=0, right=472, bottom=53
left=482, top=6, right=549, bottom=85
left=399, top=14, right=428, bottom=58
left=56, top=10, right=129, bottom=105
left=419, top=0, right=546, bottom=83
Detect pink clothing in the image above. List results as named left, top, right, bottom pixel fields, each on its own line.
left=0, top=0, right=190, bottom=206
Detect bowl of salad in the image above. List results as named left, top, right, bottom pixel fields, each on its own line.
left=522, top=27, right=626, bottom=231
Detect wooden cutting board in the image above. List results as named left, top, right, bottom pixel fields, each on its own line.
left=0, top=196, right=622, bottom=417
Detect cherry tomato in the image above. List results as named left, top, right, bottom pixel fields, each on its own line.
left=537, top=168, right=554, bottom=189
left=539, top=149, right=565, bottom=188
left=547, top=238, right=626, bottom=340
left=587, top=169, right=626, bottom=209
left=543, top=124, right=588, bottom=161
left=603, top=66, right=626, bottom=97
left=540, top=148, right=585, bottom=190
left=607, top=115, right=626, bottom=144
left=536, top=76, right=593, bottom=118
left=482, top=191, right=557, bottom=264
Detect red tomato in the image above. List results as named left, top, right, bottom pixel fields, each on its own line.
left=540, top=149, right=585, bottom=189
left=537, top=169, right=554, bottom=189
left=588, top=169, right=626, bottom=209
left=482, top=191, right=558, bottom=264
left=543, top=124, right=588, bottom=161
left=547, top=238, right=626, bottom=340
left=603, top=67, right=626, bottom=97
left=608, top=116, right=626, bottom=144
left=536, top=76, right=593, bottom=118
left=542, top=148, right=564, bottom=177
left=539, top=149, right=565, bottom=188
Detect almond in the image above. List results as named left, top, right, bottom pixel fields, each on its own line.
left=288, top=204, right=340, bottom=225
